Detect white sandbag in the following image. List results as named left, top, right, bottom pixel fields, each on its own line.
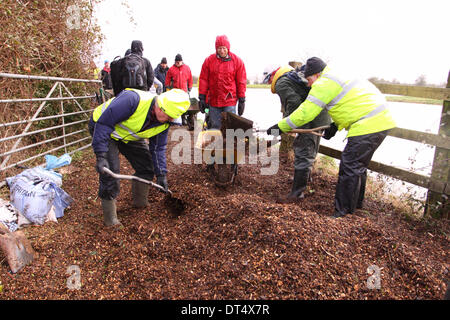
left=0, top=198, right=18, bottom=232
left=6, top=167, right=73, bottom=225
left=6, top=166, right=62, bottom=187
left=17, top=206, right=57, bottom=228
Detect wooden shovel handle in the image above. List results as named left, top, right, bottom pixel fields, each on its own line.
left=290, top=125, right=330, bottom=134
left=260, top=125, right=330, bottom=137
left=102, top=167, right=172, bottom=196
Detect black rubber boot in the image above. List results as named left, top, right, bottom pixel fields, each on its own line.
left=187, top=113, right=196, bottom=131
left=356, top=172, right=367, bottom=209
left=277, top=169, right=310, bottom=203
left=332, top=211, right=346, bottom=219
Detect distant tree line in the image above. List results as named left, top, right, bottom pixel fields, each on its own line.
left=369, top=74, right=446, bottom=88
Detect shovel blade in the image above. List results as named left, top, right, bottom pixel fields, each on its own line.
left=0, top=230, right=35, bottom=273
left=164, top=195, right=186, bottom=217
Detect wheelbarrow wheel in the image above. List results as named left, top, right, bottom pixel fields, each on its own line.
left=213, top=163, right=238, bottom=187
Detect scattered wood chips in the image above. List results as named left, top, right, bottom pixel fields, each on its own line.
left=0, top=128, right=448, bottom=299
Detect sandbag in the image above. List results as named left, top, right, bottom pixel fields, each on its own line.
left=6, top=167, right=73, bottom=225
left=7, top=166, right=62, bottom=187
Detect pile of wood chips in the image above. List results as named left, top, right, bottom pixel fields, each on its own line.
left=0, top=128, right=448, bottom=299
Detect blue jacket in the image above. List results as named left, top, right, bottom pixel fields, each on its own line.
left=154, top=63, right=168, bottom=91
left=91, top=90, right=169, bottom=176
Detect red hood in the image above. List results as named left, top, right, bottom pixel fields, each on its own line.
left=215, top=35, right=230, bottom=51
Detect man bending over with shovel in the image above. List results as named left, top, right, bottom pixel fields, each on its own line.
left=89, top=88, right=190, bottom=226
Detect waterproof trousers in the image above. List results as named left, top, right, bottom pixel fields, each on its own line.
left=89, top=121, right=155, bottom=200
left=334, top=130, right=389, bottom=216
left=293, top=133, right=321, bottom=171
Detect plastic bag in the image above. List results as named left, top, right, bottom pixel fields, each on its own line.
left=7, top=177, right=72, bottom=225
left=5, top=154, right=73, bottom=226
left=0, top=198, right=18, bottom=232
left=6, top=165, right=73, bottom=225
left=45, top=153, right=72, bottom=170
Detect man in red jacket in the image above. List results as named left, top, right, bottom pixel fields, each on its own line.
left=198, top=35, right=247, bottom=129
left=165, top=54, right=193, bottom=93
left=165, top=54, right=193, bottom=126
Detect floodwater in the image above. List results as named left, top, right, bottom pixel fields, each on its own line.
left=189, top=87, right=444, bottom=200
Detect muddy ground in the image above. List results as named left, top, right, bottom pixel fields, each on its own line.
left=0, top=127, right=448, bottom=300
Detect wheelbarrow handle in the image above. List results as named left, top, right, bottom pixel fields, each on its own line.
left=102, top=167, right=172, bottom=196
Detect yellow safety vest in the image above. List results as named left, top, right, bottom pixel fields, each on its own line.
left=92, top=89, right=169, bottom=142
left=278, top=66, right=396, bottom=137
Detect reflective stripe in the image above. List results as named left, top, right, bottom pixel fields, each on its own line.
left=358, top=104, right=387, bottom=121
left=322, top=73, right=346, bottom=88
left=306, top=94, right=327, bottom=109
left=111, top=131, right=122, bottom=140
left=118, top=123, right=140, bottom=139
left=101, top=101, right=107, bottom=113
left=111, top=123, right=141, bottom=141
left=327, top=79, right=360, bottom=110
left=286, top=117, right=297, bottom=129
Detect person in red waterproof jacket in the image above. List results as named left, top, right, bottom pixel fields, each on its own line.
left=165, top=54, right=193, bottom=93
left=165, top=54, right=193, bottom=126
left=198, top=35, right=247, bottom=129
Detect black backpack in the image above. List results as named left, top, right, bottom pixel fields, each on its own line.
left=110, top=54, right=147, bottom=96
left=110, top=55, right=123, bottom=96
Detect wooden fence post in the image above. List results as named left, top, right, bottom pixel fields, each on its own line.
left=425, top=70, right=450, bottom=218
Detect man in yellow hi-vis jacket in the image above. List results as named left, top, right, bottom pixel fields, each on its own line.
left=267, top=57, right=396, bottom=218
left=89, top=88, right=190, bottom=226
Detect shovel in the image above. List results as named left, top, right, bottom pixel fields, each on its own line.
left=0, top=223, right=35, bottom=273
left=258, top=125, right=330, bottom=137
left=102, top=167, right=186, bottom=216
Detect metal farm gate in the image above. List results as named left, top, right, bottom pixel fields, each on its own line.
left=0, top=72, right=104, bottom=185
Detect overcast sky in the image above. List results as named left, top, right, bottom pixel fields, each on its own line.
left=94, top=0, right=450, bottom=85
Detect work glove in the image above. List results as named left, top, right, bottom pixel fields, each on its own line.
left=95, top=152, right=109, bottom=174
left=323, top=122, right=338, bottom=140
left=238, top=97, right=245, bottom=116
left=198, top=94, right=207, bottom=114
left=266, top=123, right=281, bottom=136
left=156, top=174, right=168, bottom=192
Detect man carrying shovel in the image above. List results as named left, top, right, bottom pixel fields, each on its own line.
left=89, top=88, right=190, bottom=226
left=267, top=57, right=396, bottom=218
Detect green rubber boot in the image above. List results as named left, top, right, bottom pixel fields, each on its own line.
left=101, top=199, right=121, bottom=226
left=132, top=180, right=149, bottom=208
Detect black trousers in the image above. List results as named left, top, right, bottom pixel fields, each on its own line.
left=89, top=121, right=155, bottom=200
left=334, top=130, right=389, bottom=215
